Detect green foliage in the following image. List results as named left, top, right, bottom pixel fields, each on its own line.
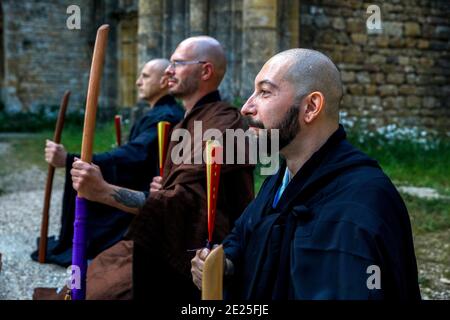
left=231, top=96, right=246, bottom=109
left=0, top=109, right=84, bottom=132
left=252, top=129, right=450, bottom=234
left=2, top=122, right=119, bottom=174
left=58, top=122, right=118, bottom=154
left=347, top=130, right=450, bottom=193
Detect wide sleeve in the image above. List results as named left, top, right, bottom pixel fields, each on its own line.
left=92, top=117, right=158, bottom=167
left=290, top=204, right=385, bottom=300
left=127, top=181, right=205, bottom=280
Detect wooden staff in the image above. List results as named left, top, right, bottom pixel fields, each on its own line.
left=114, top=115, right=122, bottom=146
left=70, top=24, right=109, bottom=301
left=202, top=245, right=224, bottom=300
left=202, top=140, right=224, bottom=300
left=205, top=140, right=222, bottom=249
left=157, top=121, right=171, bottom=177
left=38, top=90, right=71, bottom=263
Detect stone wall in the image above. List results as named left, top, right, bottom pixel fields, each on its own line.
left=300, top=0, right=450, bottom=133
left=0, top=0, right=128, bottom=119
left=1, top=0, right=95, bottom=113
left=1, top=0, right=449, bottom=134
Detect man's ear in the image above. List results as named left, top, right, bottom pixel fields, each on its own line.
left=201, top=63, right=214, bottom=81
left=304, top=91, right=324, bottom=124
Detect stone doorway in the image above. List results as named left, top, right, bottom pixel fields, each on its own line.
left=117, top=16, right=138, bottom=108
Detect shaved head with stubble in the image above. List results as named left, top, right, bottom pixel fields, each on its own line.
left=242, top=48, right=344, bottom=160
left=274, top=48, right=343, bottom=121
left=166, top=36, right=227, bottom=109
left=136, top=58, right=171, bottom=106
left=177, top=36, right=227, bottom=86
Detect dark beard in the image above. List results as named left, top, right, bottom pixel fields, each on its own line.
left=275, top=104, right=301, bottom=150
left=243, top=103, right=300, bottom=153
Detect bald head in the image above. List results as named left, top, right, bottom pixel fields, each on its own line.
left=268, top=49, right=343, bottom=119
left=136, top=58, right=171, bottom=105
left=176, top=36, right=227, bottom=86
left=144, top=58, right=170, bottom=77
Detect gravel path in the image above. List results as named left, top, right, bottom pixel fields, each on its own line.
left=0, top=137, right=449, bottom=300
left=0, top=163, right=68, bottom=299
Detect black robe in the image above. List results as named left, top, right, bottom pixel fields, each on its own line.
left=223, top=125, right=421, bottom=300
left=32, top=95, right=184, bottom=267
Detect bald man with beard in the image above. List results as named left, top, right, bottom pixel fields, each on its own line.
left=191, top=49, right=421, bottom=300
left=32, top=59, right=184, bottom=267
left=69, top=36, right=255, bottom=300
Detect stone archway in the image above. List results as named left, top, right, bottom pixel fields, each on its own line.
left=118, top=15, right=138, bottom=108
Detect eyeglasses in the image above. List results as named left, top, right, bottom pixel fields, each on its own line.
left=168, top=60, right=207, bottom=69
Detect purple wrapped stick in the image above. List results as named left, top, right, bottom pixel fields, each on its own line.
left=68, top=24, right=109, bottom=300
left=71, top=196, right=88, bottom=300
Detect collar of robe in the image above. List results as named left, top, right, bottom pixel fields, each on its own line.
left=154, top=94, right=177, bottom=107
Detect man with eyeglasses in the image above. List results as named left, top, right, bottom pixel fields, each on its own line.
left=31, top=59, right=184, bottom=269
left=69, top=36, right=255, bottom=300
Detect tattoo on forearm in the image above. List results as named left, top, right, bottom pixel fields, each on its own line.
left=111, top=189, right=146, bottom=208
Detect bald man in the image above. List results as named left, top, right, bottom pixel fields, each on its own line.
left=32, top=59, right=184, bottom=267
left=70, top=36, right=254, bottom=300
left=191, top=49, right=421, bottom=300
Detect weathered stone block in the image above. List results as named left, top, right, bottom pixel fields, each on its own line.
left=348, top=84, right=364, bottom=95
left=356, top=72, right=371, bottom=84
left=365, top=84, right=377, bottom=95
left=351, top=33, right=367, bottom=45
left=368, top=54, right=386, bottom=64
left=379, top=85, right=398, bottom=96
left=382, top=96, right=405, bottom=109
left=383, top=22, right=404, bottom=37
left=404, top=22, right=421, bottom=37
left=375, top=36, right=389, bottom=48
left=387, top=73, right=405, bottom=84
left=399, top=85, right=415, bottom=95
left=332, top=17, right=346, bottom=30
left=372, top=73, right=385, bottom=84
left=423, top=96, right=437, bottom=108
left=346, top=18, right=364, bottom=33
left=398, top=56, right=410, bottom=65
left=341, top=71, right=355, bottom=83
left=406, top=96, right=421, bottom=108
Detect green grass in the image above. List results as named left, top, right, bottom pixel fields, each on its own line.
left=1, top=122, right=124, bottom=173
left=403, top=194, right=450, bottom=235
left=58, top=122, right=120, bottom=155
left=347, top=133, right=450, bottom=196
left=1, top=124, right=449, bottom=234
left=252, top=133, right=450, bottom=234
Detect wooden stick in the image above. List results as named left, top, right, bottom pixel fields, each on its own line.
left=202, top=141, right=224, bottom=300
left=202, top=245, right=224, bottom=300
left=38, top=90, right=71, bottom=263
left=71, top=24, right=109, bottom=301
left=79, top=24, right=109, bottom=165
left=114, top=115, right=122, bottom=146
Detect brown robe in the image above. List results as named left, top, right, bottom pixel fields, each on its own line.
left=33, top=96, right=254, bottom=300
left=33, top=240, right=133, bottom=300
left=127, top=99, right=255, bottom=288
